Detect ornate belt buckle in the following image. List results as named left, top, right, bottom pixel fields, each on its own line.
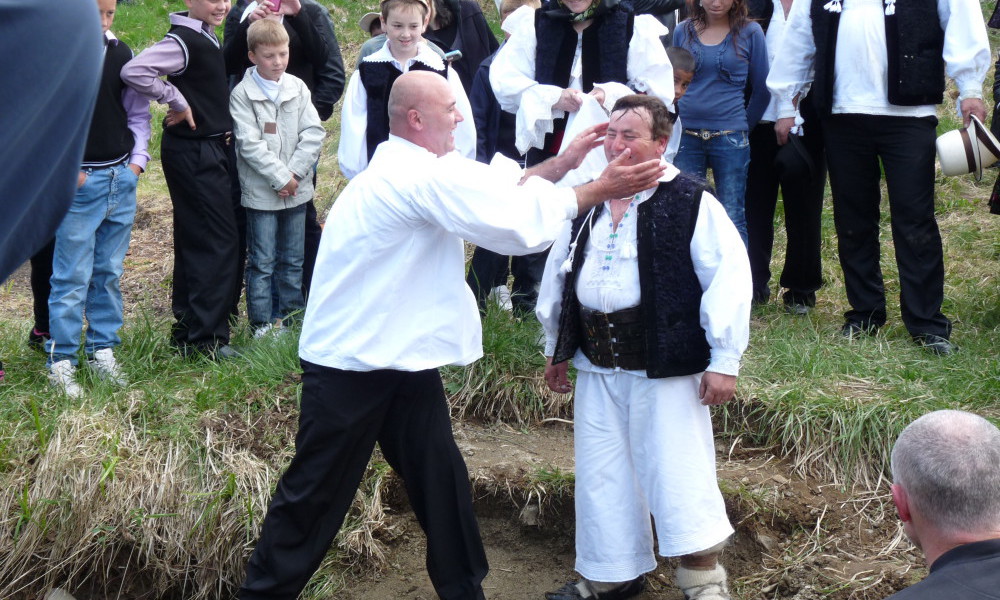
left=699, top=130, right=712, bottom=141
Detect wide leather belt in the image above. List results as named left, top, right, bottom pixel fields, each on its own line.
left=684, top=128, right=736, bottom=140
left=579, top=306, right=647, bottom=371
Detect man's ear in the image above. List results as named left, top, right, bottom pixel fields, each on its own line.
left=407, top=108, right=423, bottom=130
left=891, top=483, right=912, bottom=523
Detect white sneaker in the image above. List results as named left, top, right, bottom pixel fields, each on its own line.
left=488, top=285, right=513, bottom=312
left=48, top=360, right=83, bottom=399
left=87, top=348, right=127, bottom=387
left=254, top=323, right=285, bottom=339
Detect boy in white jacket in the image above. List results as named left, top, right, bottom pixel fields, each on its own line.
left=230, top=18, right=325, bottom=338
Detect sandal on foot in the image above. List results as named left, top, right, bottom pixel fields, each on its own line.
left=544, top=576, right=645, bottom=600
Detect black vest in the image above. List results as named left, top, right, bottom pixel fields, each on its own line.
left=529, top=1, right=633, bottom=163
left=810, top=0, right=945, bottom=115
left=164, top=22, right=232, bottom=138
left=358, top=60, right=449, bottom=162
left=553, top=174, right=712, bottom=378
left=83, top=39, right=134, bottom=166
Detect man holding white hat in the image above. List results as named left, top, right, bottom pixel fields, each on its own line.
left=767, top=0, right=991, bottom=355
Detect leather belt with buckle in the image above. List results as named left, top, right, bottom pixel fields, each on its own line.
left=684, top=129, right=736, bottom=140
left=579, top=306, right=647, bottom=371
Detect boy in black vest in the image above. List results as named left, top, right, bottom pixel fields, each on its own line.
left=45, top=0, right=152, bottom=398
left=122, top=0, right=241, bottom=359
left=337, top=0, right=476, bottom=180
left=538, top=95, right=751, bottom=600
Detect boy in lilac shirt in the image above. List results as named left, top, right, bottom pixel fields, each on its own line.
left=45, top=0, right=151, bottom=398
left=121, top=0, right=241, bottom=359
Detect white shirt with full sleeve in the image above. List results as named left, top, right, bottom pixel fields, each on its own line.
left=536, top=162, right=751, bottom=378
left=300, top=135, right=580, bottom=372
left=337, top=41, right=477, bottom=180
left=766, top=0, right=990, bottom=120
left=489, top=6, right=674, bottom=155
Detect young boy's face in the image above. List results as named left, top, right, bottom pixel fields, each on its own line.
left=382, top=4, right=428, bottom=57
left=97, top=0, right=116, bottom=34
left=249, top=42, right=289, bottom=82
left=673, top=69, right=694, bottom=102
left=185, top=0, right=231, bottom=27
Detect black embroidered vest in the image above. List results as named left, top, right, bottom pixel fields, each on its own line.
left=164, top=23, right=232, bottom=138
left=359, top=60, right=449, bottom=162
left=810, top=0, right=945, bottom=115
left=552, top=174, right=711, bottom=379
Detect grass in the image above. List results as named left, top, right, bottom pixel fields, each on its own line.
left=1, top=0, right=999, bottom=597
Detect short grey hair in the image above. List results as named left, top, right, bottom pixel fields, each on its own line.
left=891, top=410, right=1000, bottom=533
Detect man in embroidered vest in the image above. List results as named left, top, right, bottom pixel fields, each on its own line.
left=766, top=0, right=990, bottom=355
left=538, top=95, right=751, bottom=600
left=885, top=409, right=1000, bottom=600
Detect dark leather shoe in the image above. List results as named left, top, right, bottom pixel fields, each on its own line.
left=916, top=334, right=957, bottom=356
left=545, top=576, right=645, bottom=600
left=840, top=321, right=878, bottom=339
left=27, top=327, right=50, bottom=352
left=785, top=302, right=811, bottom=316
left=211, top=344, right=243, bottom=361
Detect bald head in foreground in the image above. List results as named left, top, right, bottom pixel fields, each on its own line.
left=239, top=72, right=667, bottom=600
left=886, top=410, right=1000, bottom=600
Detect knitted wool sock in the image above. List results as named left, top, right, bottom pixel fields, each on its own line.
left=675, top=564, right=730, bottom=600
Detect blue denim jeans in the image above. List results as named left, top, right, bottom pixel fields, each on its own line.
left=674, top=130, right=750, bottom=246
left=246, top=204, right=306, bottom=327
left=46, top=162, right=138, bottom=365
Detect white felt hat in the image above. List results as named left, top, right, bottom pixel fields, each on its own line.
left=937, top=119, right=985, bottom=180
left=358, top=12, right=381, bottom=34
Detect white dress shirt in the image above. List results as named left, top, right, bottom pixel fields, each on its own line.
left=536, top=162, right=752, bottom=377
left=766, top=0, right=990, bottom=120
left=301, top=135, right=580, bottom=372
left=337, top=41, right=476, bottom=180
left=489, top=6, right=674, bottom=155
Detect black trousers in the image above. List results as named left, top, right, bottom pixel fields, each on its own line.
left=745, top=120, right=826, bottom=305
left=466, top=246, right=547, bottom=314
left=240, top=361, right=488, bottom=600
left=821, top=114, right=950, bottom=338
left=29, top=238, right=55, bottom=332
left=161, top=134, right=239, bottom=349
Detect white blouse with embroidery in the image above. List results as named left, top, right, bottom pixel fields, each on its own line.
left=489, top=6, right=674, bottom=155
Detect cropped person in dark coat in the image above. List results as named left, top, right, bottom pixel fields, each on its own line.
left=886, top=410, right=1000, bottom=600
left=424, top=0, right=500, bottom=94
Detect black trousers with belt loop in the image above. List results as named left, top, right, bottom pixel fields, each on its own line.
left=240, top=361, right=489, bottom=600
left=161, top=133, right=239, bottom=350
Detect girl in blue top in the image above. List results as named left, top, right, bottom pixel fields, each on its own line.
left=673, top=0, right=769, bottom=245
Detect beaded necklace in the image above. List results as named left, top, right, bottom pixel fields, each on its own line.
left=601, top=195, right=638, bottom=271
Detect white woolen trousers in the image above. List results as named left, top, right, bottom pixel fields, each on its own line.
left=573, top=369, right=734, bottom=582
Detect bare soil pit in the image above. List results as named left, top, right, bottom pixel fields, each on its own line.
left=335, top=424, right=922, bottom=600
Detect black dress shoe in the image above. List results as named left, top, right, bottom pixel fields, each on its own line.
left=916, top=334, right=957, bottom=356
left=211, top=344, right=243, bottom=361
left=840, top=321, right=878, bottom=339
left=27, top=327, right=50, bottom=352
left=545, top=576, right=645, bottom=600
left=785, top=302, right=811, bottom=316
